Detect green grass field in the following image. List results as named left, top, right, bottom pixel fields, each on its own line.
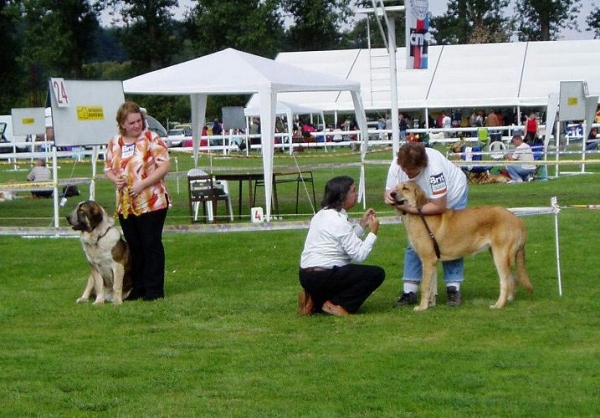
left=1, top=146, right=599, bottom=416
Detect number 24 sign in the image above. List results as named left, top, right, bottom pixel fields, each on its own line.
left=50, top=78, right=70, bottom=108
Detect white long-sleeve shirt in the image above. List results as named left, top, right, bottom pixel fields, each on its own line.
left=300, top=208, right=377, bottom=269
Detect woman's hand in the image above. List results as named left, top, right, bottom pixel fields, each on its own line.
left=115, top=175, right=127, bottom=190
left=366, top=213, right=379, bottom=235
left=384, top=189, right=397, bottom=205
left=360, top=208, right=375, bottom=228
left=128, top=180, right=145, bottom=197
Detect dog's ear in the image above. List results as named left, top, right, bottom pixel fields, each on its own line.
left=85, top=202, right=104, bottom=231
left=412, top=183, right=428, bottom=208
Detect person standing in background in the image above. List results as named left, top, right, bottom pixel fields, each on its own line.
left=524, top=113, right=539, bottom=143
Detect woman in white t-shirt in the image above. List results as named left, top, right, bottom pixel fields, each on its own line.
left=384, top=142, right=468, bottom=308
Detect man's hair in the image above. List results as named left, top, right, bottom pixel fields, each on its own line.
left=116, top=101, right=147, bottom=136
left=397, top=142, right=428, bottom=169
left=321, top=175, right=354, bottom=211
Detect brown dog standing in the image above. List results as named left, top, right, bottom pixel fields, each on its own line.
left=392, top=182, right=532, bottom=311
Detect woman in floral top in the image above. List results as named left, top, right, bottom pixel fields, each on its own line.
left=104, top=101, right=170, bottom=301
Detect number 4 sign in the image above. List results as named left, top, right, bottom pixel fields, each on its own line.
left=251, top=207, right=264, bottom=223
left=50, top=78, right=70, bottom=108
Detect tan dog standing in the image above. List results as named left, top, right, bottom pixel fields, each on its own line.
left=392, top=182, right=533, bottom=311
left=66, top=201, right=132, bottom=305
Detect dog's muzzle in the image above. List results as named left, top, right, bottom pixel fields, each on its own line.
left=390, top=191, right=407, bottom=206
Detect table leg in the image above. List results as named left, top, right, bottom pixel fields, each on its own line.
left=247, top=178, right=254, bottom=214
left=272, top=174, right=280, bottom=216
left=237, top=180, right=243, bottom=219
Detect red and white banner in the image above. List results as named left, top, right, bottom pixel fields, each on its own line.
left=405, top=0, right=430, bottom=69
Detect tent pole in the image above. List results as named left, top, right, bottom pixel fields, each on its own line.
left=387, top=16, right=400, bottom=156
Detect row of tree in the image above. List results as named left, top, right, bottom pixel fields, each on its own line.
left=0, top=0, right=597, bottom=123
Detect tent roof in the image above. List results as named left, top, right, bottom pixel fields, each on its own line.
left=123, top=48, right=360, bottom=96
left=246, top=40, right=600, bottom=112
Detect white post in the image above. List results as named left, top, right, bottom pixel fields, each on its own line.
left=174, top=156, right=179, bottom=195
left=554, top=120, right=560, bottom=177
left=551, top=197, right=562, bottom=296
left=388, top=16, right=400, bottom=156
left=580, top=121, right=586, bottom=173
left=52, top=147, right=59, bottom=228
left=90, top=146, right=98, bottom=200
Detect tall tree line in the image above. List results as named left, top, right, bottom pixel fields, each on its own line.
left=0, top=0, right=596, bottom=121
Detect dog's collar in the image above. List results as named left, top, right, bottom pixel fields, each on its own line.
left=94, top=226, right=114, bottom=245
left=417, top=208, right=441, bottom=259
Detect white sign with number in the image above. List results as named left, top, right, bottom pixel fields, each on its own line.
left=251, top=207, right=264, bottom=223
left=50, top=78, right=70, bottom=108
left=49, top=79, right=125, bottom=147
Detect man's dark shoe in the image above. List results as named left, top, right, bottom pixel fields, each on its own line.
left=394, top=291, right=417, bottom=307
left=446, top=286, right=462, bottom=307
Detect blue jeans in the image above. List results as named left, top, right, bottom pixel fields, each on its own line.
left=402, top=189, right=468, bottom=285
left=506, top=165, right=536, bottom=181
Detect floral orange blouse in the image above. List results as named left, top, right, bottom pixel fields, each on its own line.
left=104, top=130, right=170, bottom=215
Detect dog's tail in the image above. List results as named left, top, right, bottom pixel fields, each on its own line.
left=515, top=245, right=533, bottom=293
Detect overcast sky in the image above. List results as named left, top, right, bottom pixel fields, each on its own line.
left=123, top=0, right=598, bottom=41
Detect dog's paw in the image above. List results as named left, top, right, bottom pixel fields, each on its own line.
left=92, top=299, right=105, bottom=306
left=76, top=297, right=88, bottom=304
left=112, top=298, right=123, bottom=305
left=413, top=305, right=429, bottom=312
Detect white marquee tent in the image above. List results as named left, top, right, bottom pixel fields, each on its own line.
left=247, top=40, right=600, bottom=114
left=123, top=48, right=368, bottom=221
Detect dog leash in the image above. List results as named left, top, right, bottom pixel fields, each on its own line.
left=417, top=208, right=441, bottom=259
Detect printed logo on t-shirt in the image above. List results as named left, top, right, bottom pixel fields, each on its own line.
left=429, top=173, right=447, bottom=196
left=122, top=143, right=135, bottom=159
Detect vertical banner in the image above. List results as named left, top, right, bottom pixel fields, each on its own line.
left=405, top=0, right=430, bottom=69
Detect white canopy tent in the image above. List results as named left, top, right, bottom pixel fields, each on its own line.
left=255, top=40, right=600, bottom=112
left=123, top=48, right=369, bottom=221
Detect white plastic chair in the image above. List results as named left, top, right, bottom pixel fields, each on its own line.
left=187, top=168, right=233, bottom=222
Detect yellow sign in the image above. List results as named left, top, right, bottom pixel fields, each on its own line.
left=567, top=97, right=578, bottom=106
left=21, top=118, right=35, bottom=125
left=76, top=106, right=104, bottom=121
